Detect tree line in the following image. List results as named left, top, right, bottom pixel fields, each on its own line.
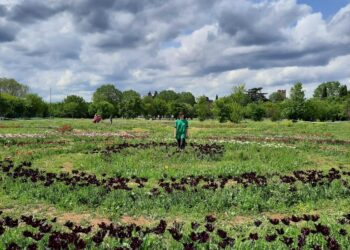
left=1, top=77, right=350, bottom=122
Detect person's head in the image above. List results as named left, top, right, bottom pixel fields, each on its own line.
left=178, top=111, right=185, bottom=119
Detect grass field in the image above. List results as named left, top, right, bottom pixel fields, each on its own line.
left=1, top=118, right=350, bottom=249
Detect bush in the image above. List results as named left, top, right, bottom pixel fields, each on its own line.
left=195, top=96, right=213, bottom=121
left=230, top=102, right=244, bottom=123
left=263, top=102, right=282, bottom=121
left=0, top=93, right=25, bottom=118
left=282, top=100, right=305, bottom=121
left=214, top=98, right=231, bottom=123
left=246, top=103, right=265, bottom=121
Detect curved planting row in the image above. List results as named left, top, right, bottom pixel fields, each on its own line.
left=1, top=211, right=349, bottom=249
left=1, top=160, right=350, bottom=194
left=204, top=135, right=350, bottom=145
left=90, top=142, right=225, bottom=158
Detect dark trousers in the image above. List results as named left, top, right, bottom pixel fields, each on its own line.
left=177, top=138, right=186, bottom=149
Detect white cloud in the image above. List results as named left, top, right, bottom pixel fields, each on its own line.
left=0, top=0, right=349, bottom=101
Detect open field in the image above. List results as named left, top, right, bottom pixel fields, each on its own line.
left=1, top=119, right=350, bottom=249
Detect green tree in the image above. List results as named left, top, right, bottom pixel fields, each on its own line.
left=263, top=102, right=282, bottom=121
left=230, top=102, right=244, bottom=123
left=246, top=103, right=265, bottom=121
left=92, top=84, right=122, bottom=115
left=141, top=95, right=154, bottom=118
left=229, top=84, right=249, bottom=106
left=120, top=90, right=143, bottom=118
left=178, top=92, right=196, bottom=106
left=214, top=98, right=232, bottom=123
left=23, top=94, right=48, bottom=117
left=303, top=99, right=322, bottom=121
left=290, top=82, right=305, bottom=102
left=88, top=101, right=114, bottom=118
left=313, top=81, right=346, bottom=99
left=150, top=98, right=168, bottom=118
left=339, top=85, right=348, bottom=97
left=0, top=94, right=10, bottom=117
left=195, top=96, right=213, bottom=121
left=247, top=88, right=268, bottom=103
left=0, top=93, right=25, bottom=118
left=50, top=102, right=65, bottom=117
left=269, top=91, right=286, bottom=102
left=63, top=95, right=88, bottom=118
left=157, top=90, right=179, bottom=102
left=170, top=101, right=194, bottom=118
left=0, top=78, right=29, bottom=97
left=344, top=98, right=350, bottom=120
left=283, top=82, right=305, bottom=121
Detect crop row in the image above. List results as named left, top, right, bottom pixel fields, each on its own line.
left=90, top=142, right=225, bottom=158
left=204, top=135, right=350, bottom=145
left=1, top=160, right=350, bottom=194
left=1, top=211, right=349, bottom=249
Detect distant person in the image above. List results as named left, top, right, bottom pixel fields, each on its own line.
left=93, top=114, right=102, bottom=123
left=109, top=115, right=113, bottom=125
left=174, top=111, right=189, bottom=150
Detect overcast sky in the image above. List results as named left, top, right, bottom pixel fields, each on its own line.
left=0, top=0, right=349, bottom=101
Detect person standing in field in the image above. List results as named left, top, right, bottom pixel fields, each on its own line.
left=174, top=111, right=189, bottom=150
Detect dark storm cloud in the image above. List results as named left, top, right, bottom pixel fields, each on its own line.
left=96, top=32, right=145, bottom=50
left=71, top=0, right=144, bottom=15
left=196, top=42, right=350, bottom=76
left=217, top=0, right=309, bottom=45
left=0, top=4, right=7, bottom=16
left=0, top=22, right=17, bottom=42
left=74, top=9, right=110, bottom=33
left=69, top=0, right=165, bottom=34
left=7, top=1, right=66, bottom=24
left=15, top=34, right=81, bottom=60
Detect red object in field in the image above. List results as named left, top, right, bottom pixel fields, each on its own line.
left=93, top=115, right=102, bottom=123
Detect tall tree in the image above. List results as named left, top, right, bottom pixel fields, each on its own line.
left=290, top=82, right=305, bottom=102
left=0, top=93, right=25, bottom=118
left=120, top=90, right=143, bottom=118
left=142, top=95, right=154, bottom=118
left=23, top=94, right=48, bottom=117
left=178, top=92, right=196, bottom=106
left=150, top=98, right=168, bottom=118
left=157, top=90, right=179, bottom=102
left=214, top=98, right=232, bottom=123
left=313, top=81, right=346, bottom=99
left=92, top=84, right=122, bottom=115
left=63, top=95, right=88, bottom=118
left=230, top=84, right=249, bottom=105
left=269, top=91, right=286, bottom=102
left=339, top=85, right=348, bottom=97
left=283, top=82, right=305, bottom=121
left=247, top=87, right=268, bottom=103
left=88, top=101, right=114, bottom=118
left=0, top=78, right=29, bottom=97
left=195, top=96, right=213, bottom=121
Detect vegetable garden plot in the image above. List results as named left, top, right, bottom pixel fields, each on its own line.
left=1, top=159, right=350, bottom=193
left=1, top=120, right=350, bottom=249
left=204, top=135, right=350, bottom=145
left=90, top=142, right=225, bottom=159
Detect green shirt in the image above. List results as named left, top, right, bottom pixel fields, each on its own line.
left=175, top=119, right=188, bottom=139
